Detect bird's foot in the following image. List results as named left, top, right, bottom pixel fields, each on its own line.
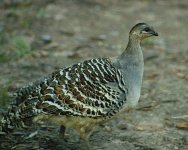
left=59, top=125, right=67, bottom=141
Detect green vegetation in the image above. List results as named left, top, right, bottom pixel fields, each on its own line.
left=0, top=86, right=10, bottom=109
left=12, top=36, right=31, bottom=57
left=0, top=35, right=31, bottom=62
left=0, top=2, right=45, bottom=63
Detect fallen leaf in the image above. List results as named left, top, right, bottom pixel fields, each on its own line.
left=176, top=72, right=185, bottom=78
left=135, top=122, right=163, bottom=131
left=176, top=123, right=188, bottom=129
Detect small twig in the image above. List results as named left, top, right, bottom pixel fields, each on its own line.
left=25, top=130, right=38, bottom=139
left=161, top=100, right=177, bottom=103
left=136, top=102, right=159, bottom=111
left=172, top=115, right=188, bottom=119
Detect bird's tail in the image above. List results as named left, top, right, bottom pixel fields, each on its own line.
left=0, top=83, right=42, bottom=133
left=0, top=98, right=40, bottom=133
left=0, top=76, right=54, bottom=133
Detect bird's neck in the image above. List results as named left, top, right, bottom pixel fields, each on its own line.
left=116, top=36, right=144, bottom=68
left=117, top=36, right=144, bottom=108
left=113, top=36, right=144, bottom=67
left=121, top=36, right=142, bottom=56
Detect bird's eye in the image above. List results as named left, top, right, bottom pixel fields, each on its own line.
left=144, top=27, right=150, bottom=32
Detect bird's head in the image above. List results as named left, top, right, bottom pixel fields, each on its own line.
left=129, top=23, right=158, bottom=40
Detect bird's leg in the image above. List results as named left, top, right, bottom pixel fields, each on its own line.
left=80, top=127, right=92, bottom=150
left=85, top=139, right=91, bottom=150
left=59, top=125, right=66, bottom=139
left=81, top=136, right=91, bottom=150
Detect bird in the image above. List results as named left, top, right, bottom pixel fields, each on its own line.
left=0, top=23, right=158, bottom=149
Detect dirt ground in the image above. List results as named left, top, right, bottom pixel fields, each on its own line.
left=0, top=0, right=188, bottom=150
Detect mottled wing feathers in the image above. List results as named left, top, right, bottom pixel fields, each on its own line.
left=0, top=58, right=128, bottom=132
left=37, top=58, right=127, bottom=118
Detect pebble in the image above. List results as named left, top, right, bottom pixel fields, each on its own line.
left=104, top=126, right=112, bottom=132
left=41, top=35, right=52, bottom=44
left=117, top=122, right=128, bottom=130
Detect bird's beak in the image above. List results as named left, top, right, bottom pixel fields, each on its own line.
left=150, top=30, right=158, bottom=36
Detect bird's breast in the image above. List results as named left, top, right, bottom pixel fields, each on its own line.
left=121, top=63, right=143, bottom=108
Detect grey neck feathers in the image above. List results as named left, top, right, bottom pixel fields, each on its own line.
left=116, top=36, right=143, bottom=67
left=113, top=35, right=144, bottom=70
left=122, top=36, right=142, bottom=56
left=116, top=35, right=144, bottom=107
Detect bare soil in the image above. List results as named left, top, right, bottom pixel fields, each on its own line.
left=0, top=0, right=188, bottom=150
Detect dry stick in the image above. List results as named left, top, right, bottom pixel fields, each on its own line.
left=172, top=115, right=188, bottom=119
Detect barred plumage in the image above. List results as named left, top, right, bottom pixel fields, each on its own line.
left=0, top=23, right=158, bottom=149
left=41, top=58, right=128, bottom=118
left=1, top=58, right=127, bottom=131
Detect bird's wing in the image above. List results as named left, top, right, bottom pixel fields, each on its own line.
left=36, top=58, right=128, bottom=118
